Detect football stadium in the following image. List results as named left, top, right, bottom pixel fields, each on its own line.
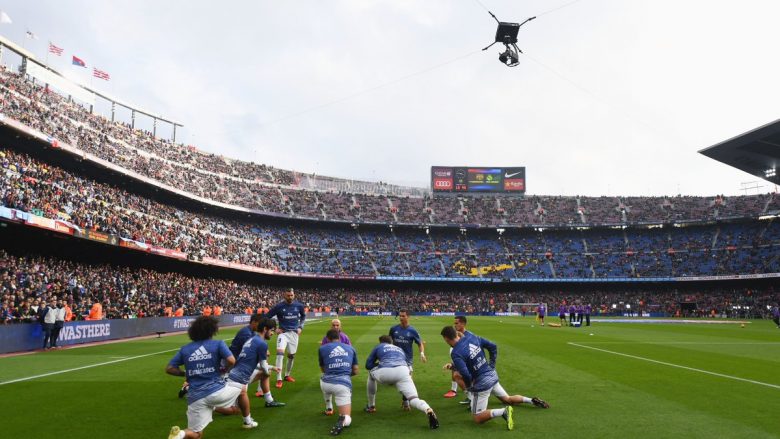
left=0, top=2, right=779, bottom=438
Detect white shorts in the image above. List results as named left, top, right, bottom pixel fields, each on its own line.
left=277, top=331, right=299, bottom=355
left=186, top=383, right=243, bottom=432
left=369, top=366, right=417, bottom=399
left=320, top=380, right=352, bottom=407
left=469, top=382, right=509, bottom=414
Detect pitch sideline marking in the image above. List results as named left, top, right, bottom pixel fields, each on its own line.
left=0, top=319, right=325, bottom=386
left=0, top=347, right=179, bottom=386
left=567, top=342, right=780, bottom=390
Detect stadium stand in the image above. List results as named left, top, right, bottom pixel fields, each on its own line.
left=2, top=248, right=778, bottom=324
left=0, top=64, right=779, bottom=327
left=1, top=68, right=778, bottom=227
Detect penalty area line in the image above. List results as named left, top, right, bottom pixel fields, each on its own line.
left=567, top=342, right=780, bottom=390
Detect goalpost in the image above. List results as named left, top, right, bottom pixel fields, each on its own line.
left=507, top=303, right=547, bottom=318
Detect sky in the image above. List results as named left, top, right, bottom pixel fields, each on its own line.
left=1, top=0, right=779, bottom=196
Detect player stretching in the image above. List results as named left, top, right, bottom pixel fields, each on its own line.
left=365, top=335, right=439, bottom=429
left=321, top=319, right=352, bottom=415
left=230, top=314, right=284, bottom=407
left=264, top=288, right=306, bottom=388
left=440, top=326, right=549, bottom=430
left=166, top=316, right=238, bottom=439
left=389, top=309, right=427, bottom=410
left=443, top=316, right=473, bottom=406
left=319, top=329, right=359, bottom=436
left=222, top=317, right=281, bottom=429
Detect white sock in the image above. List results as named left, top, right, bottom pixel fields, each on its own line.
left=325, top=398, right=333, bottom=411
left=243, top=415, right=252, bottom=423
left=275, top=356, right=283, bottom=381
left=490, top=408, right=505, bottom=418
left=522, top=397, right=532, bottom=404
left=256, top=382, right=263, bottom=393
left=286, top=357, right=295, bottom=376
left=450, top=381, right=458, bottom=392
left=342, top=415, right=352, bottom=427
left=409, top=398, right=431, bottom=413
left=264, top=392, right=274, bottom=403
left=366, top=377, right=377, bottom=406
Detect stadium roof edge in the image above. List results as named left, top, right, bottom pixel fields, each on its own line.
left=699, top=118, right=780, bottom=185
left=0, top=34, right=182, bottom=127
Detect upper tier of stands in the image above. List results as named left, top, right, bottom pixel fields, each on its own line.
left=1, top=68, right=778, bottom=227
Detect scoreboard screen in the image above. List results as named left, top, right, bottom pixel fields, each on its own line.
left=431, top=166, right=525, bottom=193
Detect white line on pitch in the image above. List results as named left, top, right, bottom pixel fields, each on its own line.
left=569, top=341, right=780, bottom=345
left=0, top=348, right=179, bottom=386
left=567, top=342, right=780, bottom=390
left=1, top=320, right=326, bottom=386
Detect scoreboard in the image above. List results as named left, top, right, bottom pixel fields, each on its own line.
left=431, top=166, right=525, bottom=193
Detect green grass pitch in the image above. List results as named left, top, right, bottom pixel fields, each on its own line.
left=1, top=316, right=778, bottom=438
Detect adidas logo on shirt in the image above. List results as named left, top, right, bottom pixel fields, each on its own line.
left=188, top=345, right=213, bottom=362
left=468, top=343, right=481, bottom=359
left=329, top=345, right=349, bottom=358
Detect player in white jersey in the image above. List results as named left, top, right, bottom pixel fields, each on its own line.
left=365, top=335, right=439, bottom=429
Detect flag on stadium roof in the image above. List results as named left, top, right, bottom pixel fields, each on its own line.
left=0, top=11, right=12, bottom=24
left=48, top=42, right=63, bottom=56
left=72, top=55, right=86, bottom=67
left=93, top=67, right=110, bottom=81
left=25, top=30, right=38, bottom=40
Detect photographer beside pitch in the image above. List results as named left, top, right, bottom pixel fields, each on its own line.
left=440, top=326, right=549, bottom=430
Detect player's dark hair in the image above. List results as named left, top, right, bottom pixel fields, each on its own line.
left=250, top=313, right=264, bottom=324
left=188, top=316, right=219, bottom=341
left=379, top=335, right=393, bottom=344
left=398, top=309, right=408, bottom=316
left=441, top=325, right=458, bottom=340
left=257, top=317, right=277, bottom=332
left=455, top=315, right=467, bottom=325
left=326, top=329, right=340, bottom=341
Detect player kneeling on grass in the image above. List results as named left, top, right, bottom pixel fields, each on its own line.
left=166, top=316, right=238, bottom=439
left=364, top=335, right=439, bottom=429
left=219, top=317, right=284, bottom=429
left=319, top=329, right=359, bottom=435
left=440, top=326, right=549, bottom=430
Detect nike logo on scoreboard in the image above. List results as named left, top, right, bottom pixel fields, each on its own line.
left=505, top=171, right=523, bottom=178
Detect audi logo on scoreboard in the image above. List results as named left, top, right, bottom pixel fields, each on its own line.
left=433, top=178, right=453, bottom=189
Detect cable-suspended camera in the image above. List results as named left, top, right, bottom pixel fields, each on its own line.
left=482, top=12, right=535, bottom=67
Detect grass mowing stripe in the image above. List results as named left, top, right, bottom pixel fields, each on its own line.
left=0, top=347, right=179, bottom=386
left=568, top=342, right=780, bottom=390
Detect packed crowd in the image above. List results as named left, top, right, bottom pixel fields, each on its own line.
left=2, top=147, right=780, bottom=279
left=1, top=68, right=778, bottom=226
left=2, top=249, right=777, bottom=325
